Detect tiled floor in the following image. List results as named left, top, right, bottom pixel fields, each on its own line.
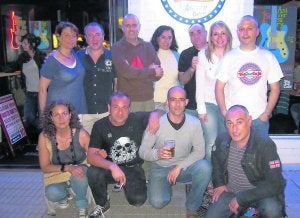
left=0, top=164, right=299, bottom=218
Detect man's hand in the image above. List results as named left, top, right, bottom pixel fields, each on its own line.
left=191, top=56, right=198, bottom=70
left=157, top=147, right=173, bottom=159
left=109, top=163, right=126, bottom=185
left=229, top=197, right=240, bottom=215
left=149, top=63, right=164, bottom=78
left=97, top=149, right=108, bottom=158
left=212, top=185, right=228, bottom=203
left=167, top=165, right=181, bottom=185
left=147, top=112, right=160, bottom=135
left=198, top=114, right=208, bottom=122
left=259, top=111, right=270, bottom=122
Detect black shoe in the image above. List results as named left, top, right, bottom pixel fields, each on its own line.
left=89, top=200, right=110, bottom=218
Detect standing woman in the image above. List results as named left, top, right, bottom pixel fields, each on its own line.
left=196, top=21, right=232, bottom=160
left=150, top=25, right=180, bottom=111
left=39, top=21, right=87, bottom=114
left=38, top=101, right=90, bottom=217
left=7, top=33, right=46, bottom=129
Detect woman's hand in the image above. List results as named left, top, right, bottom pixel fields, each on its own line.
left=66, top=165, right=86, bottom=178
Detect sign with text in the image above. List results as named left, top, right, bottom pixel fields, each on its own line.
left=0, top=94, right=27, bottom=156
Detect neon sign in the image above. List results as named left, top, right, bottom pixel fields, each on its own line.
left=9, top=11, right=20, bottom=50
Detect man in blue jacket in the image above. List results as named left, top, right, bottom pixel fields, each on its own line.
left=206, top=104, right=286, bottom=218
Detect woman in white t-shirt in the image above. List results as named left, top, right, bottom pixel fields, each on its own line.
left=196, top=21, right=232, bottom=160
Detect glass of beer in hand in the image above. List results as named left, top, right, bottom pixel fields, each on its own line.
left=164, top=139, right=175, bottom=157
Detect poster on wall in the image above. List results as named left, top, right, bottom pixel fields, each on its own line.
left=0, top=94, right=27, bottom=156
left=254, top=5, right=297, bottom=90
left=29, top=21, right=52, bottom=52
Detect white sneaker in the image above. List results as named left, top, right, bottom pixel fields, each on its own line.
left=54, top=199, right=69, bottom=209
left=78, top=208, right=88, bottom=218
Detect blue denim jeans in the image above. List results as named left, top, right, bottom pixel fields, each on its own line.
left=252, top=117, right=270, bottom=136
left=291, top=103, right=300, bottom=128
left=45, top=167, right=89, bottom=209
left=148, top=159, right=211, bottom=211
left=205, top=192, right=283, bottom=218
left=200, top=103, right=226, bottom=160
left=185, top=109, right=198, bottom=118
left=24, top=91, right=39, bottom=128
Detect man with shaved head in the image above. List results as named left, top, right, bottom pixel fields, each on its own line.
left=139, top=86, right=211, bottom=218
left=206, top=104, right=286, bottom=218
left=111, top=13, right=163, bottom=112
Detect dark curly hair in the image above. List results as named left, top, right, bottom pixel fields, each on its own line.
left=40, top=101, right=82, bottom=140
left=21, top=33, right=41, bottom=51
left=150, top=25, right=178, bottom=51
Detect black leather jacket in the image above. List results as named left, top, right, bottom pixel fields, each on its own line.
left=211, top=129, right=286, bottom=208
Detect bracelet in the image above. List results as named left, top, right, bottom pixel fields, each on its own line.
left=60, top=164, right=65, bottom=172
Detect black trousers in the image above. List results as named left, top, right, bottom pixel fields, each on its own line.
left=87, top=164, right=147, bottom=207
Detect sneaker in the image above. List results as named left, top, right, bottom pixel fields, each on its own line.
left=78, top=208, right=88, bottom=218
left=187, top=209, right=198, bottom=218
left=112, top=183, right=123, bottom=192
left=54, top=199, right=69, bottom=209
left=89, top=200, right=110, bottom=218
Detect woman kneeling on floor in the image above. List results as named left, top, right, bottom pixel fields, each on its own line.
left=38, top=100, right=90, bottom=218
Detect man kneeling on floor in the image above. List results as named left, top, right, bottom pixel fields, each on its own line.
left=87, top=91, right=162, bottom=217
left=206, top=105, right=286, bottom=218
left=139, top=86, right=212, bottom=218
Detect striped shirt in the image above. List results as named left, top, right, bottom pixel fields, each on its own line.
left=227, top=141, right=255, bottom=193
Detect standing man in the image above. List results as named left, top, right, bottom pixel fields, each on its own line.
left=111, top=13, right=164, bottom=112
left=206, top=105, right=286, bottom=218
left=215, top=15, right=283, bottom=135
left=178, top=23, right=207, bottom=117
left=87, top=92, right=162, bottom=217
left=139, top=86, right=211, bottom=218
left=77, top=22, right=116, bottom=134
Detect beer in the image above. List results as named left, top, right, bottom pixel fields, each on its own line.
left=164, top=139, right=175, bottom=157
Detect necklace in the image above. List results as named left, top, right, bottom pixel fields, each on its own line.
left=58, top=49, right=73, bottom=59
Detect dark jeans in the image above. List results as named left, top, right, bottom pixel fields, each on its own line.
left=205, top=192, right=284, bottom=218
left=24, top=91, right=39, bottom=128
left=87, top=164, right=147, bottom=207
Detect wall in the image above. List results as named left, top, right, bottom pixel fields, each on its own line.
left=271, top=135, right=300, bottom=164
left=128, top=0, right=254, bottom=52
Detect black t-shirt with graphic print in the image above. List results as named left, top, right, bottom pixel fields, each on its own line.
left=89, top=112, right=150, bottom=166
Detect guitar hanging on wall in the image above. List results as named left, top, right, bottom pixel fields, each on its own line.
left=259, top=6, right=289, bottom=64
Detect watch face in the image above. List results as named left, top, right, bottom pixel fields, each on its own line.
left=161, top=0, right=225, bottom=24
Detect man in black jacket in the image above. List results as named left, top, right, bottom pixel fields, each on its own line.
left=206, top=105, right=286, bottom=218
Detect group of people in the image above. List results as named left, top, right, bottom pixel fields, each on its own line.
left=8, top=11, right=287, bottom=218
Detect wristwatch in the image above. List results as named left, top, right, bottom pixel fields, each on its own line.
left=60, top=164, right=65, bottom=172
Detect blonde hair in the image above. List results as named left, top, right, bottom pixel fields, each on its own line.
left=205, top=21, right=232, bottom=63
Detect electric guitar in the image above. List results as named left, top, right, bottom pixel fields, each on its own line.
left=259, top=6, right=289, bottom=63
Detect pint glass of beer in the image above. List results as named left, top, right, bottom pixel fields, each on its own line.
left=164, top=139, right=175, bottom=157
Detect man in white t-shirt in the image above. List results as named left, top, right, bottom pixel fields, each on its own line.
left=215, top=15, right=283, bottom=135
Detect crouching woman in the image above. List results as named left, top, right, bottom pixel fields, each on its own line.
left=38, top=101, right=90, bottom=217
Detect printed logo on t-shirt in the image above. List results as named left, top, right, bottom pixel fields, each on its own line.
left=105, top=59, right=112, bottom=71
left=237, top=63, right=262, bottom=85
left=131, top=56, right=144, bottom=68
left=110, top=136, right=137, bottom=164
